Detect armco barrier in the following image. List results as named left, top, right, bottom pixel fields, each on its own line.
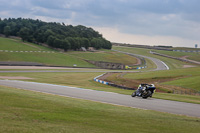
left=94, top=73, right=135, bottom=90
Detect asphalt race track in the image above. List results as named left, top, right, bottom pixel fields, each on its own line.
left=112, top=50, right=169, bottom=70
left=0, top=79, right=199, bottom=118
left=0, top=50, right=169, bottom=73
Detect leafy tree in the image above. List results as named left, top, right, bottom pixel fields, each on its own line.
left=0, top=18, right=112, bottom=50
left=73, top=38, right=81, bottom=50
left=53, top=38, right=62, bottom=48
left=8, top=22, right=17, bottom=36
left=47, top=35, right=56, bottom=47
left=34, top=29, right=45, bottom=43
left=62, top=39, right=71, bottom=51
left=78, top=38, right=90, bottom=49
left=19, top=27, right=30, bottom=42
left=3, top=26, right=11, bottom=37
left=44, top=29, right=54, bottom=41
left=91, top=38, right=102, bottom=49
left=0, top=21, right=6, bottom=34
left=66, top=37, right=76, bottom=50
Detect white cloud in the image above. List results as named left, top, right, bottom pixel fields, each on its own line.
left=161, top=14, right=177, bottom=21
left=0, top=0, right=200, bottom=47
left=94, top=26, right=198, bottom=47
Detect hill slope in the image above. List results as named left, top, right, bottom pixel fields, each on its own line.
left=0, top=18, right=112, bottom=51
left=0, top=37, right=138, bottom=68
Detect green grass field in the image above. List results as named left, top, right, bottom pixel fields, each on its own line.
left=0, top=52, right=95, bottom=67
left=103, top=70, right=200, bottom=104
left=123, top=67, right=200, bottom=91
left=116, top=67, right=200, bottom=101
left=69, top=50, right=138, bottom=65
left=1, top=37, right=200, bottom=132
left=0, top=37, right=139, bottom=68
left=0, top=85, right=200, bottom=133
left=0, top=37, right=94, bottom=67
left=152, top=49, right=200, bottom=62
left=173, top=47, right=200, bottom=51
left=163, top=75, right=200, bottom=90
left=0, top=37, right=53, bottom=51
left=112, top=46, right=197, bottom=69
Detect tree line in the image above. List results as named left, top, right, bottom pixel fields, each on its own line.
left=0, top=18, right=112, bottom=51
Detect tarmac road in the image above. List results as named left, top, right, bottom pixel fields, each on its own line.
left=112, top=50, right=169, bottom=70
left=0, top=50, right=169, bottom=73
left=0, top=79, right=199, bottom=118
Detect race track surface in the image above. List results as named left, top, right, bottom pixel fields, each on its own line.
left=0, top=80, right=199, bottom=118
left=0, top=50, right=169, bottom=73
left=112, top=50, right=169, bottom=70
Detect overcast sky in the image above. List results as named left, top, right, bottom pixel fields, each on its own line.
left=0, top=0, right=200, bottom=47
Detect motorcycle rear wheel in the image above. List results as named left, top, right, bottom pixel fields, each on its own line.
left=142, top=90, right=152, bottom=99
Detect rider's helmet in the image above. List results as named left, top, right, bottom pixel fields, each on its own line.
left=138, top=84, right=141, bottom=89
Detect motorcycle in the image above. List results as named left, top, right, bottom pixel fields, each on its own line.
left=131, top=84, right=156, bottom=99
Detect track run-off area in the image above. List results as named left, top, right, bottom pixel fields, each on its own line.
left=0, top=79, right=199, bottom=118
left=1, top=51, right=199, bottom=118
left=0, top=49, right=169, bottom=73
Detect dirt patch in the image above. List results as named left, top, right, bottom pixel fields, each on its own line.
left=98, top=72, right=140, bottom=89
left=98, top=72, right=114, bottom=80
left=180, top=55, right=190, bottom=60
left=134, top=57, right=142, bottom=65
left=0, top=76, right=33, bottom=79
left=98, top=72, right=190, bottom=93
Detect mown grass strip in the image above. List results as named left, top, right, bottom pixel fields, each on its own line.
left=152, top=49, right=200, bottom=62
left=68, top=50, right=138, bottom=65
left=0, top=85, right=200, bottom=133
left=112, top=46, right=196, bottom=69
left=0, top=37, right=140, bottom=68
left=124, top=67, right=200, bottom=91
left=0, top=52, right=95, bottom=67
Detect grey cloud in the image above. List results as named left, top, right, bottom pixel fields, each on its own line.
left=0, top=0, right=200, bottom=41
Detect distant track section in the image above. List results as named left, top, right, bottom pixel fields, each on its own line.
left=113, top=50, right=169, bottom=70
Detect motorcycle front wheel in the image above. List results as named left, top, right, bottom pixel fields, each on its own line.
left=131, top=92, right=136, bottom=97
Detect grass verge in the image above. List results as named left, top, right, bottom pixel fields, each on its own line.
left=112, top=46, right=196, bottom=69
left=152, top=49, right=200, bottom=62
left=0, top=37, right=53, bottom=51
left=124, top=67, right=200, bottom=91
left=0, top=85, right=200, bottom=133
left=68, top=50, right=138, bottom=65
left=0, top=72, right=200, bottom=104
left=0, top=37, right=139, bottom=68
left=0, top=52, right=95, bottom=67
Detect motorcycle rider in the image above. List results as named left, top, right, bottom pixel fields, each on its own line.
left=132, top=84, right=156, bottom=98
left=136, top=84, right=146, bottom=96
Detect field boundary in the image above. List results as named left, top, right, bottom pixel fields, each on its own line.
left=151, top=51, right=200, bottom=65
left=0, top=50, right=55, bottom=53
